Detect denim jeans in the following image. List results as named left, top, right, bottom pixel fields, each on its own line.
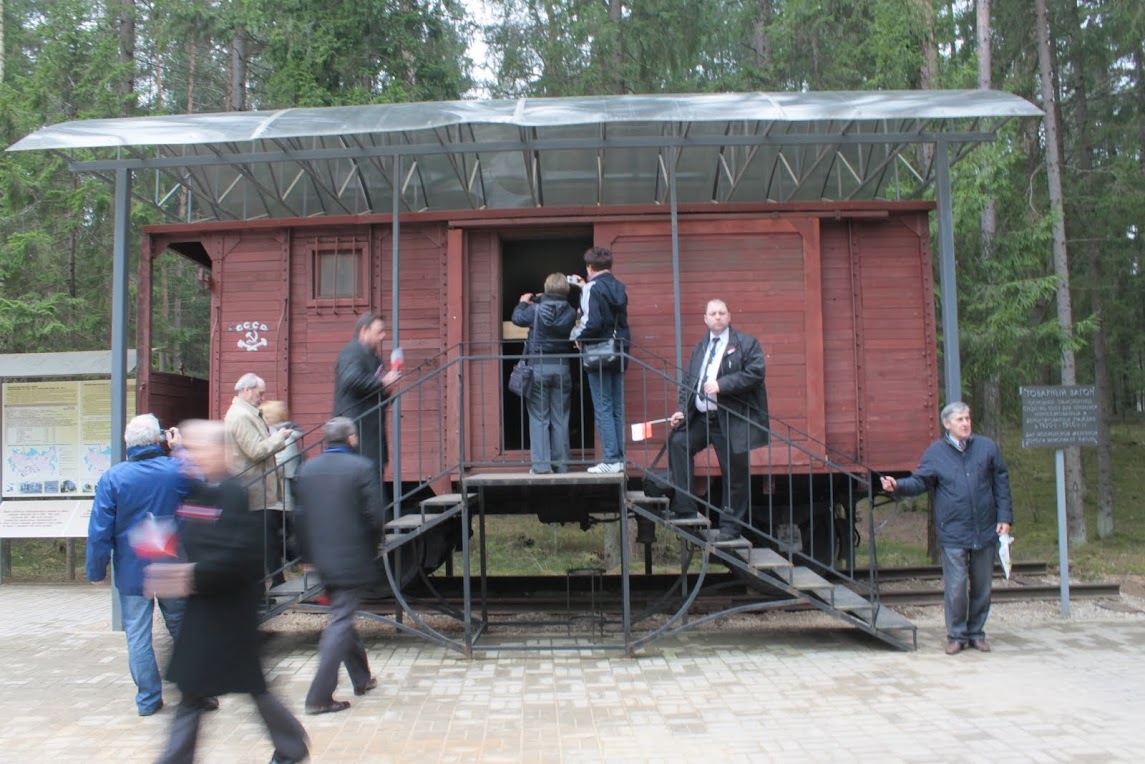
left=121, top=591, right=185, bottom=713
left=526, top=362, right=572, bottom=473
left=584, top=366, right=625, bottom=462
left=940, top=545, right=997, bottom=643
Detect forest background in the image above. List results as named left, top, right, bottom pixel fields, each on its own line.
left=0, top=0, right=1143, bottom=575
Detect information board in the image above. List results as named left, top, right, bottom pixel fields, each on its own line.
left=1019, top=385, right=1098, bottom=449
left=0, top=499, right=92, bottom=538
left=2, top=380, right=135, bottom=498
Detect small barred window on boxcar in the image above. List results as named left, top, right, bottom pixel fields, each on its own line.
left=314, top=249, right=360, bottom=299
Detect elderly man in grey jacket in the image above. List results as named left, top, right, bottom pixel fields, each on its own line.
left=882, top=402, right=1013, bottom=655
left=294, top=417, right=386, bottom=715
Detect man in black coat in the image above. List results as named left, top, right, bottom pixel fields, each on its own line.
left=294, top=417, right=386, bottom=715
left=145, top=420, right=308, bottom=764
left=667, top=299, right=770, bottom=541
left=333, top=312, right=400, bottom=476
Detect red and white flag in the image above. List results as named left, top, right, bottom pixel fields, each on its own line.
left=630, top=418, right=670, bottom=441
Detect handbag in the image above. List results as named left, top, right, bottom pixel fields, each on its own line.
left=640, top=442, right=674, bottom=500
left=581, top=332, right=621, bottom=371
left=508, top=359, right=534, bottom=398
left=508, top=304, right=540, bottom=397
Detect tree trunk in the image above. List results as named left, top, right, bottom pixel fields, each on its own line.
left=1063, top=0, right=1114, bottom=538
left=918, top=1, right=937, bottom=175
left=608, top=0, right=623, bottom=94
left=116, top=0, right=137, bottom=113
left=752, top=0, right=773, bottom=74
left=228, top=26, right=247, bottom=112
left=976, top=0, right=1001, bottom=441
left=1035, top=0, right=1086, bottom=546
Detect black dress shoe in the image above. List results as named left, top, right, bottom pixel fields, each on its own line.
left=198, top=696, right=220, bottom=711
left=305, top=699, right=350, bottom=715
left=354, top=676, right=378, bottom=696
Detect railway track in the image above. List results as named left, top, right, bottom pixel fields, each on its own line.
left=284, top=561, right=1116, bottom=617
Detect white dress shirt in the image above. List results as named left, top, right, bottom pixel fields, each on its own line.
left=695, top=329, right=729, bottom=412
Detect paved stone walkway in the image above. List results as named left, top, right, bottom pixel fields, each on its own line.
left=1, top=584, right=1143, bottom=763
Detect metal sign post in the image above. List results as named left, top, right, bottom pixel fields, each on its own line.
left=1019, top=384, right=1099, bottom=617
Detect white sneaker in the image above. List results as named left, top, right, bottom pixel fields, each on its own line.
left=587, top=461, right=625, bottom=474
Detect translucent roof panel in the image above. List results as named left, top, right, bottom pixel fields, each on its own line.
left=7, top=90, right=1041, bottom=222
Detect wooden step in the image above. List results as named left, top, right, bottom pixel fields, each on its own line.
left=739, top=547, right=791, bottom=572
left=626, top=490, right=669, bottom=507
left=419, top=492, right=475, bottom=510
left=874, top=606, right=916, bottom=631
left=785, top=566, right=834, bottom=593
left=267, top=572, right=322, bottom=596
left=820, top=584, right=873, bottom=613
left=665, top=512, right=710, bottom=527
left=386, top=512, right=442, bottom=531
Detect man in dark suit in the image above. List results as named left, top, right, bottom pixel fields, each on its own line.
left=294, top=417, right=386, bottom=715
left=146, top=420, right=308, bottom=764
left=667, top=299, right=770, bottom=541
left=333, top=313, right=400, bottom=477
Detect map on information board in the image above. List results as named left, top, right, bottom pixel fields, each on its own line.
left=2, top=380, right=135, bottom=498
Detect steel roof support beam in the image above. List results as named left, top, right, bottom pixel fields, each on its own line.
left=68, top=130, right=1001, bottom=173
left=935, top=140, right=960, bottom=403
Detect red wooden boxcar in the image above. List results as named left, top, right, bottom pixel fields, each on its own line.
left=138, top=200, right=938, bottom=496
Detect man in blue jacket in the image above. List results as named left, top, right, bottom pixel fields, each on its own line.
left=881, top=402, right=1013, bottom=655
left=86, top=414, right=193, bottom=716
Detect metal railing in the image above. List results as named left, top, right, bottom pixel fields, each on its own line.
left=237, top=340, right=889, bottom=634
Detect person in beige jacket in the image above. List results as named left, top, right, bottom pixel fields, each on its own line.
left=224, top=373, right=290, bottom=512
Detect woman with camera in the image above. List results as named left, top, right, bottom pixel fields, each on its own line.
left=511, top=273, right=577, bottom=474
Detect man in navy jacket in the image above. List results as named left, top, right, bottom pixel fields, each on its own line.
left=294, top=416, right=387, bottom=715
left=882, top=402, right=1013, bottom=654
left=86, top=414, right=186, bottom=716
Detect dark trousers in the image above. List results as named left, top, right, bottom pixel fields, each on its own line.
left=667, top=412, right=751, bottom=526
left=941, top=545, right=997, bottom=643
left=305, top=586, right=372, bottom=707
left=155, top=692, right=308, bottom=764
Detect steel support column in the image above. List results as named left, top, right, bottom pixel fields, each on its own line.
left=391, top=156, right=402, bottom=516
left=669, top=147, right=683, bottom=376
left=109, top=166, right=132, bottom=632
left=934, top=141, right=961, bottom=403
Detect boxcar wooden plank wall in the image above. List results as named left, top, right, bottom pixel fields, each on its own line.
left=210, top=231, right=290, bottom=418
left=850, top=214, right=939, bottom=469
left=597, top=217, right=826, bottom=469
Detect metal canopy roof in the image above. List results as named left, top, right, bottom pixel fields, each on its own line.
left=7, top=90, right=1041, bottom=223
left=0, top=350, right=138, bottom=379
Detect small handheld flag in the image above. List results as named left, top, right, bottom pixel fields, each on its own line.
left=630, top=418, right=671, bottom=441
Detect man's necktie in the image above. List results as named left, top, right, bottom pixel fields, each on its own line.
left=698, top=338, right=719, bottom=409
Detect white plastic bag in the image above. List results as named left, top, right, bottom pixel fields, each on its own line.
left=998, top=532, right=1014, bottom=579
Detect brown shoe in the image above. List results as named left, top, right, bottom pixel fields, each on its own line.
left=969, top=639, right=991, bottom=652
left=305, top=699, right=351, bottom=715
left=945, top=640, right=964, bottom=655
left=354, top=676, right=378, bottom=696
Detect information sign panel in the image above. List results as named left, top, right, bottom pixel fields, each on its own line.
left=1019, top=385, right=1098, bottom=449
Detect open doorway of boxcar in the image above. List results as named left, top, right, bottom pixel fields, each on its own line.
left=143, top=243, right=211, bottom=427
left=500, top=234, right=594, bottom=462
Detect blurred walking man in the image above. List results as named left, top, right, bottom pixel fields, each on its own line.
left=295, top=417, right=386, bottom=714
left=881, top=402, right=1013, bottom=655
